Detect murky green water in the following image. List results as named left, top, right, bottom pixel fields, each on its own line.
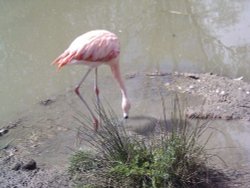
left=1, top=0, right=250, bottom=123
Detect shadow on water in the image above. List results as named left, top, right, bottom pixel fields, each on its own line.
left=125, top=115, right=170, bottom=136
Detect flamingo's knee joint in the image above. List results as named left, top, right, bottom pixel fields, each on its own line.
left=94, top=87, right=100, bottom=96
left=75, top=87, right=80, bottom=95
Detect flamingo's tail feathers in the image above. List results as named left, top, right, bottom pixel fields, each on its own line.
left=52, top=51, right=76, bottom=71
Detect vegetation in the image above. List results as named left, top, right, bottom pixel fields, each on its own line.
left=69, top=96, right=223, bottom=188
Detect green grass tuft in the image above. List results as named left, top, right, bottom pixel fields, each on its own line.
left=69, top=95, right=224, bottom=188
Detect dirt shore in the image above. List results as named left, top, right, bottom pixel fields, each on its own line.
left=166, top=72, right=250, bottom=121
left=1, top=72, right=250, bottom=187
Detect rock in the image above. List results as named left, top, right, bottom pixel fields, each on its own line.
left=225, top=115, right=233, bottom=120
left=165, top=82, right=170, bottom=86
left=125, top=72, right=137, bottom=79
left=146, top=71, right=168, bottom=77
left=40, top=99, right=55, bottom=106
left=6, top=119, right=22, bottom=129
left=220, top=91, right=226, bottom=95
left=21, top=159, right=37, bottom=170
left=0, top=128, right=9, bottom=136
left=189, top=85, right=194, bottom=89
left=188, top=75, right=199, bottom=80
left=12, top=162, right=23, bottom=171
left=234, top=76, right=243, bottom=81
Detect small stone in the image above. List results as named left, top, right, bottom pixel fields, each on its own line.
left=0, top=128, right=8, bottom=136
left=234, top=76, right=243, bottom=81
left=21, top=159, right=37, bottom=170
left=125, top=72, right=137, bottom=79
left=165, top=82, right=170, bottom=86
left=220, top=91, right=225, bottom=95
left=225, top=115, right=233, bottom=120
left=189, top=85, right=194, bottom=89
left=40, top=99, right=54, bottom=106
left=12, top=162, right=23, bottom=171
left=188, top=75, right=199, bottom=80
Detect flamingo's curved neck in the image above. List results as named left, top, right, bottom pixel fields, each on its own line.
left=110, top=61, right=131, bottom=117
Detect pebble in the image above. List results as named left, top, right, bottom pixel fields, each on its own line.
left=189, top=85, right=194, bottom=89
left=0, top=128, right=9, bottom=136
left=234, top=76, right=243, bottom=81
left=165, top=82, right=170, bottom=87
left=220, top=91, right=226, bottom=95
left=125, top=72, right=137, bottom=79
left=21, top=159, right=37, bottom=171
left=40, top=99, right=55, bottom=106
left=12, top=162, right=23, bottom=171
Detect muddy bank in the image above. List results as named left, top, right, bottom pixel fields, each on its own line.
left=165, top=72, right=250, bottom=121
left=0, top=92, right=82, bottom=187
left=1, top=71, right=250, bottom=187
left=0, top=149, right=71, bottom=188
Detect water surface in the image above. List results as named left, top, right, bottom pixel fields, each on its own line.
left=0, top=0, right=250, bottom=123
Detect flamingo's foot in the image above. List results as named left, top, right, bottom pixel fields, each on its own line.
left=93, top=118, right=99, bottom=132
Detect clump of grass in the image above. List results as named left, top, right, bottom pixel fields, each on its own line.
left=69, top=96, right=221, bottom=188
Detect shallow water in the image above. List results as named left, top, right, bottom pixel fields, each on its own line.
left=0, top=0, right=250, bottom=123
left=1, top=0, right=250, bottom=173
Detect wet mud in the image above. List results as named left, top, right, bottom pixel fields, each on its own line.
left=166, top=72, right=250, bottom=121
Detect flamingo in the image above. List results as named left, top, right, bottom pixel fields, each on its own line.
left=52, top=30, right=131, bottom=131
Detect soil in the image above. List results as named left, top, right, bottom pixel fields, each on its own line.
left=1, top=71, right=250, bottom=187
left=166, top=72, right=250, bottom=121
left=0, top=150, right=72, bottom=188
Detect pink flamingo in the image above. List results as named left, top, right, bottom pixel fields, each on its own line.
left=52, top=30, right=131, bottom=131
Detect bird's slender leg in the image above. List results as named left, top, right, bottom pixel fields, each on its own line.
left=94, top=68, right=101, bottom=125
left=75, top=68, right=99, bottom=131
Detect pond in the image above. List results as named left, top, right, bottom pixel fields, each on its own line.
left=0, top=0, right=249, bottom=124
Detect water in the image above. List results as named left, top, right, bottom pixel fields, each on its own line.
left=0, top=0, right=250, bottom=123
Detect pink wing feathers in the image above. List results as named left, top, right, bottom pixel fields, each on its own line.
left=52, top=30, right=120, bottom=70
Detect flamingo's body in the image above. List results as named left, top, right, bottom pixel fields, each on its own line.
left=52, top=30, right=131, bottom=131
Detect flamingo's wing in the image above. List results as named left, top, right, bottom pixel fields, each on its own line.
left=70, top=32, right=120, bottom=62
left=52, top=30, right=120, bottom=70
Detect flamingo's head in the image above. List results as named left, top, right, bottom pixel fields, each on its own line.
left=122, top=98, right=131, bottom=119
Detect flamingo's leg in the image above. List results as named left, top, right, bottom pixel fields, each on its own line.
left=75, top=68, right=98, bottom=131
left=94, top=68, right=101, bottom=123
